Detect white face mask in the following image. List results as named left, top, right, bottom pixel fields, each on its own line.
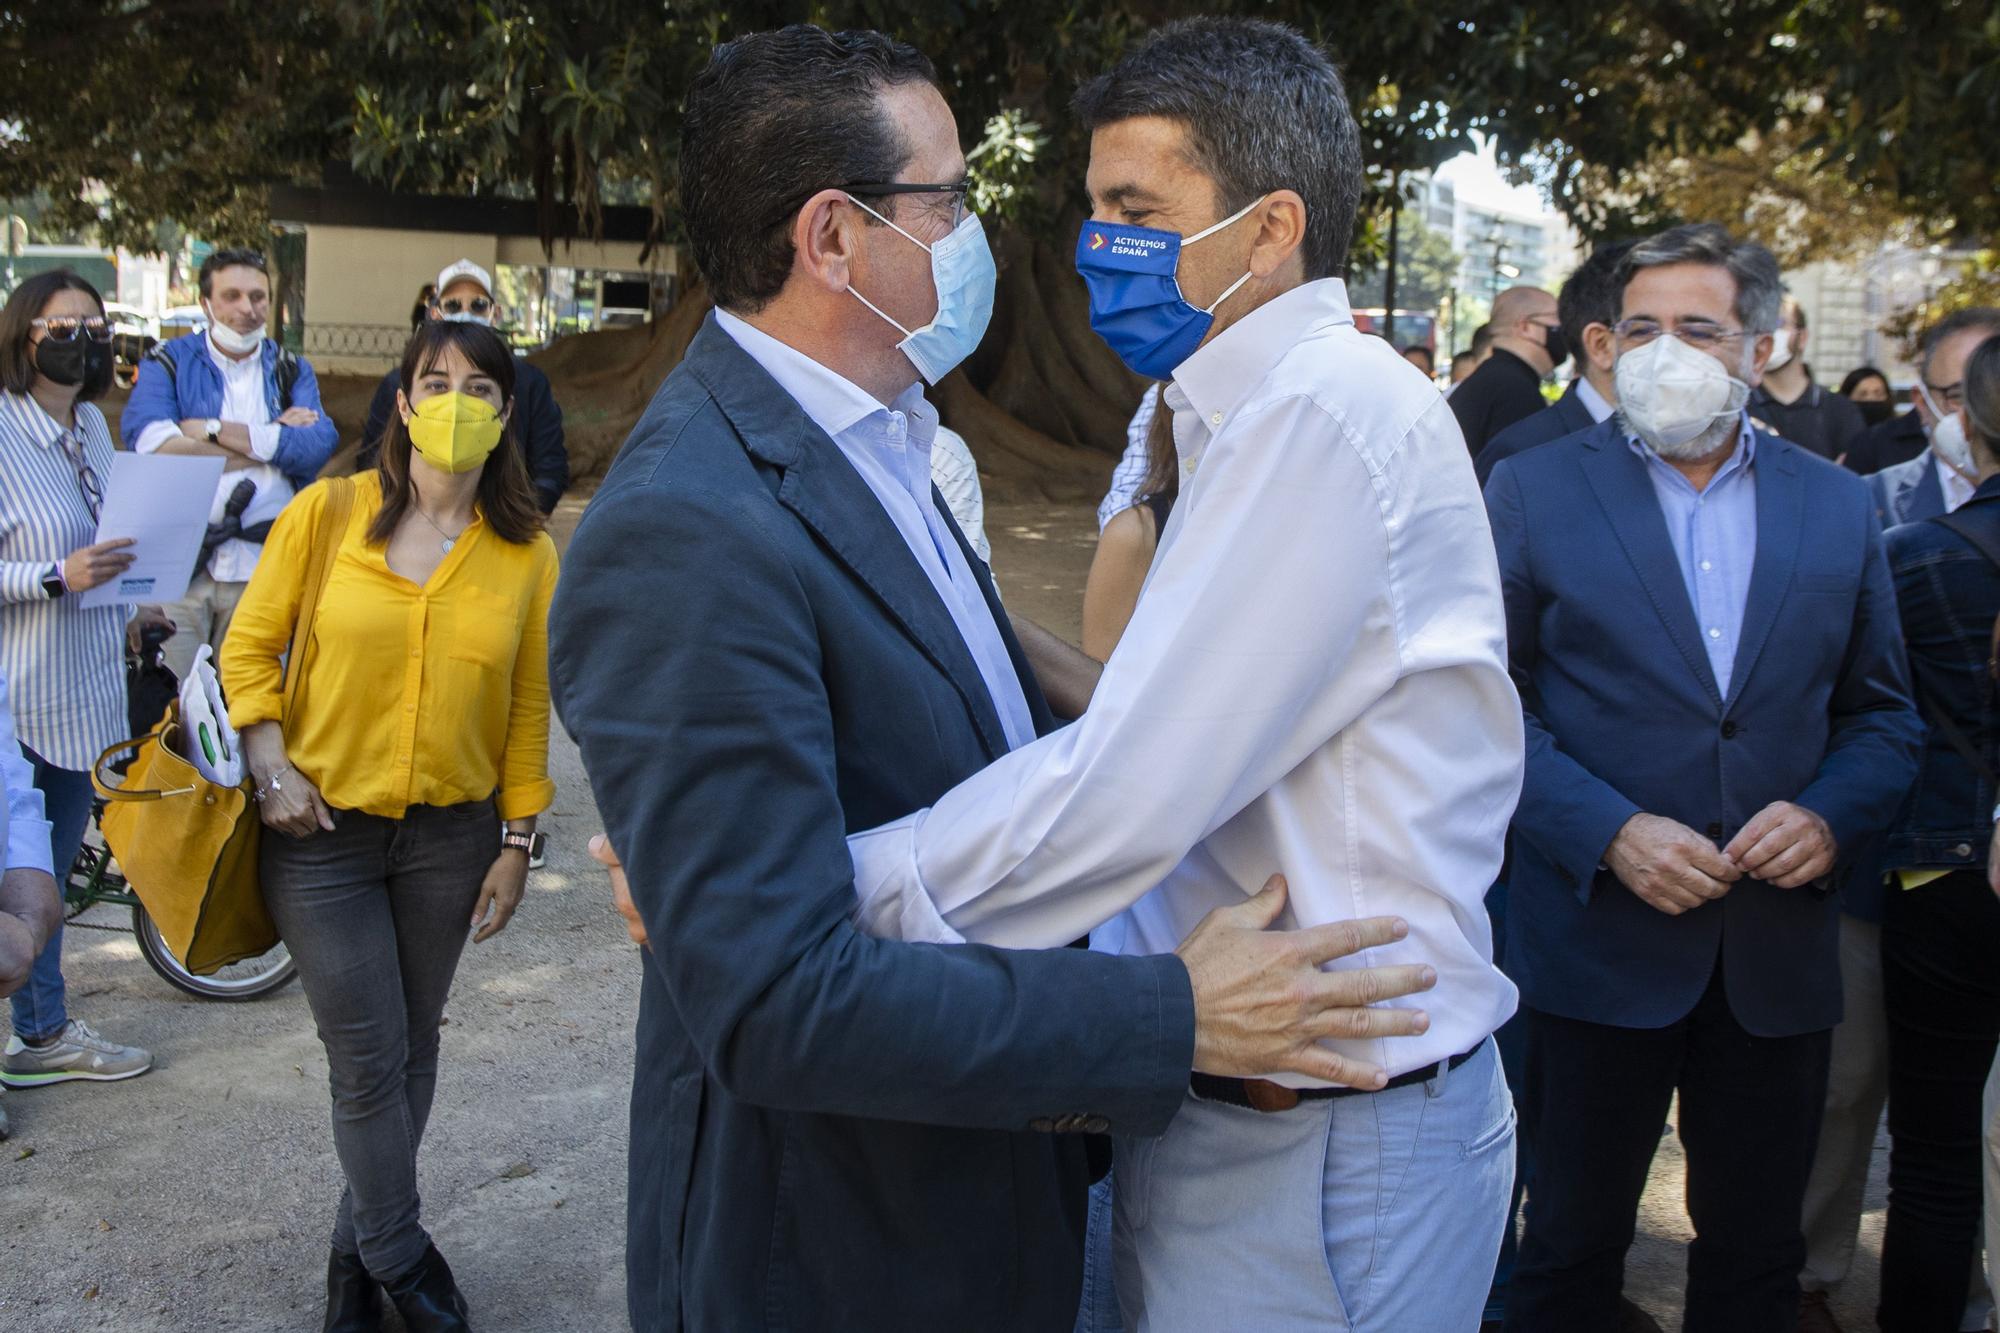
left=1765, top=327, right=1794, bottom=372
left=1614, top=333, right=1750, bottom=455
left=205, top=308, right=265, bottom=356
left=1929, top=405, right=1976, bottom=477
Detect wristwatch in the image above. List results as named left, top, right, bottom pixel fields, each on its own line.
left=501, top=830, right=546, bottom=859
left=40, top=563, right=65, bottom=599
left=203, top=418, right=221, bottom=443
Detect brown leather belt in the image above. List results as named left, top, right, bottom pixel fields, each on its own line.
left=1189, top=1045, right=1482, bottom=1113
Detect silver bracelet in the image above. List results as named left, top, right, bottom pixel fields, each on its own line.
left=252, top=765, right=296, bottom=803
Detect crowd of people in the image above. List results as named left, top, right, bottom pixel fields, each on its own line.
left=0, top=13, right=1997, bottom=1333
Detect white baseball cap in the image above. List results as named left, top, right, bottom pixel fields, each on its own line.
left=434, top=259, right=495, bottom=298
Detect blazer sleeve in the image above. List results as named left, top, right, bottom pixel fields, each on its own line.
left=549, top=478, right=1194, bottom=1136
left=272, top=358, right=340, bottom=492
left=1486, top=460, right=1642, bottom=896
left=1793, top=503, right=1922, bottom=850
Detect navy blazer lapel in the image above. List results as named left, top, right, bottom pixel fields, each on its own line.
left=1723, top=433, right=1804, bottom=711
left=683, top=318, right=1013, bottom=761
left=1578, top=423, right=1724, bottom=706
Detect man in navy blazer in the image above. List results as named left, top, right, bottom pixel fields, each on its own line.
left=549, top=27, right=1430, bottom=1333
left=1475, top=240, right=1633, bottom=489
left=1486, top=224, right=1920, bottom=1333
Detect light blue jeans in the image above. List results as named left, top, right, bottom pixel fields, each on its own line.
left=8, top=751, right=94, bottom=1043
left=1112, top=1038, right=1513, bottom=1331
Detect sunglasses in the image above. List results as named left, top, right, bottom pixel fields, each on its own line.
left=436, top=296, right=495, bottom=318
left=31, top=316, right=113, bottom=344
left=58, top=431, right=103, bottom=522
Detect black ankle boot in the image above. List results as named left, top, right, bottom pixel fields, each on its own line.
left=380, top=1244, right=471, bottom=1332
left=323, top=1248, right=381, bottom=1332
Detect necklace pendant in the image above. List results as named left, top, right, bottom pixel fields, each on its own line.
left=440, top=538, right=454, bottom=553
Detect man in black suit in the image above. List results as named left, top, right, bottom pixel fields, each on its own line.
left=1476, top=242, right=1634, bottom=487
left=550, top=26, right=1435, bottom=1333
left=1451, top=284, right=1562, bottom=455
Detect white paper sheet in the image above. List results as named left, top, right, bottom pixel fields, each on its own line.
left=80, top=453, right=229, bottom=609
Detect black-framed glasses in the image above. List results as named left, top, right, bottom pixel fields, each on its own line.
left=1923, top=379, right=1965, bottom=412
left=436, top=295, right=495, bottom=318
left=1613, top=318, right=1750, bottom=350
left=57, top=431, right=102, bottom=521
left=30, top=316, right=112, bottom=344
left=843, top=178, right=973, bottom=227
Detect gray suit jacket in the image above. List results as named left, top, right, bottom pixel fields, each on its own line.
left=1867, top=449, right=1946, bottom=529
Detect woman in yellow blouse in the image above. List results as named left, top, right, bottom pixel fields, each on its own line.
left=221, top=320, right=556, bottom=1333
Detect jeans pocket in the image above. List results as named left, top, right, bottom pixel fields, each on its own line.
left=1459, top=1102, right=1517, bottom=1161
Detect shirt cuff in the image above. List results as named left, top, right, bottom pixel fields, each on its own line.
left=131, top=419, right=178, bottom=455
left=247, top=423, right=283, bottom=462
left=849, top=811, right=964, bottom=944
left=496, top=777, right=555, bottom=822
left=8, top=813, right=54, bottom=877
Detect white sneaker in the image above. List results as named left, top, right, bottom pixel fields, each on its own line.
left=1, top=1019, right=154, bottom=1087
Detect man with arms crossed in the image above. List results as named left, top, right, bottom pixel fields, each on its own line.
left=553, top=25, right=1435, bottom=1333
left=843, top=19, right=1523, bottom=1331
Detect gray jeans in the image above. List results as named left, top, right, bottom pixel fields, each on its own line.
left=262, top=798, right=498, bottom=1282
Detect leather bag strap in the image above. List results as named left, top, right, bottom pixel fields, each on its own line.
left=282, top=476, right=354, bottom=725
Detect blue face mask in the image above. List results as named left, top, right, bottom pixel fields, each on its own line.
left=1074, top=197, right=1263, bottom=380
left=846, top=197, right=997, bottom=385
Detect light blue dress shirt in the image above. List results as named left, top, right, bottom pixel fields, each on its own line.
left=1628, top=415, right=1758, bottom=695
left=714, top=310, right=1036, bottom=751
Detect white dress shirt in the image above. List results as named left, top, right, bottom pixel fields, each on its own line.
left=131, top=334, right=291, bottom=583
left=929, top=425, right=990, bottom=564
left=0, top=668, right=52, bottom=876
left=714, top=309, right=1035, bottom=752
left=848, top=279, right=1523, bottom=1085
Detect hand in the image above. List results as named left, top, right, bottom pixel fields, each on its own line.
left=0, top=867, right=60, bottom=999
left=126, top=605, right=176, bottom=654
left=253, top=763, right=336, bottom=839
left=1605, top=813, right=1741, bottom=914
left=61, top=538, right=137, bottom=593
left=471, top=851, right=527, bottom=942
left=1723, top=801, right=1836, bottom=889
left=591, top=834, right=649, bottom=949
left=277, top=406, right=321, bottom=428
left=1176, top=875, right=1437, bottom=1088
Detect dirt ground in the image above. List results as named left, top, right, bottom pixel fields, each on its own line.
left=0, top=496, right=1886, bottom=1331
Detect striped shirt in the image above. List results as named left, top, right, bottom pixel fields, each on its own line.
left=1097, top=383, right=1161, bottom=531
left=0, top=392, right=130, bottom=770
left=930, top=425, right=990, bottom=564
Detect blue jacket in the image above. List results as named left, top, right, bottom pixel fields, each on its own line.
left=1485, top=419, right=1920, bottom=1036
left=1474, top=379, right=1598, bottom=488
left=119, top=332, right=339, bottom=493
left=1879, top=476, right=2000, bottom=871
left=548, top=316, right=1195, bottom=1333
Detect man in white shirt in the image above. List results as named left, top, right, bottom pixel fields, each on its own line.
left=846, top=18, right=1521, bottom=1329
left=121, top=248, right=340, bottom=680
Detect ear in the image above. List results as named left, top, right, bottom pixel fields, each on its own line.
left=1745, top=331, right=1775, bottom=386
left=1583, top=322, right=1618, bottom=374
left=792, top=188, right=864, bottom=296
left=1247, top=190, right=1307, bottom=279
left=395, top=389, right=412, bottom=424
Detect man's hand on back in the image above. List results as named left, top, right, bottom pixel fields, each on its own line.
left=592, top=835, right=649, bottom=949
left=1175, top=875, right=1436, bottom=1090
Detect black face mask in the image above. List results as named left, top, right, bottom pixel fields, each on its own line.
left=1538, top=322, right=1571, bottom=371
left=1856, top=399, right=1895, bottom=428
left=34, top=337, right=114, bottom=395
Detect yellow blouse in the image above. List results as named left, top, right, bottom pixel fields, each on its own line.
left=221, top=472, right=558, bottom=821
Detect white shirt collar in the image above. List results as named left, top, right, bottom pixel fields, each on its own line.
left=1170, top=279, right=1354, bottom=435
left=1575, top=375, right=1615, bottom=424
left=714, top=307, right=932, bottom=442
left=206, top=332, right=262, bottom=377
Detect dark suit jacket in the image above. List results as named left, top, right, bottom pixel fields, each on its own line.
left=361, top=358, right=569, bottom=513
left=1484, top=420, right=1920, bottom=1036
left=1450, top=347, right=1548, bottom=456
left=548, top=317, right=1195, bottom=1333
left=1474, top=380, right=1598, bottom=487
left=1842, top=409, right=1928, bottom=476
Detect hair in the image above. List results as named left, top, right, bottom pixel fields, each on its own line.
left=1780, top=293, right=1807, bottom=331
left=368, top=322, right=544, bottom=547
left=1920, top=306, right=2000, bottom=384
left=679, top=25, right=938, bottom=313
left=1138, top=386, right=1179, bottom=511
left=1451, top=350, right=1478, bottom=374
left=1402, top=344, right=1436, bottom=375
left=1557, top=241, right=1636, bottom=356
left=0, top=269, right=109, bottom=399
left=1964, top=335, right=2000, bottom=449
left=1073, top=18, right=1364, bottom=280
left=1469, top=323, right=1495, bottom=356
left=198, top=247, right=269, bottom=299
left=1840, top=366, right=1890, bottom=398
left=1615, top=223, right=1783, bottom=334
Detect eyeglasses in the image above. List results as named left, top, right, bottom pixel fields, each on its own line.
left=1923, top=380, right=1965, bottom=412
left=843, top=178, right=973, bottom=228
left=436, top=296, right=495, bottom=318
left=1613, top=318, right=1749, bottom=350
left=57, top=431, right=102, bottom=522
left=30, top=316, right=112, bottom=344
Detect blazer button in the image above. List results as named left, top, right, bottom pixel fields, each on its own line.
left=1082, top=1115, right=1111, bottom=1135
left=1706, top=822, right=1724, bottom=840
left=1027, top=1117, right=1055, bottom=1134
left=1953, top=843, right=1974, bottom=859
left=1720, top=721, right=1739, bottom=739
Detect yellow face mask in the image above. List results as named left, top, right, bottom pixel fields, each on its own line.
left=404, top=391, right=505, bottom=474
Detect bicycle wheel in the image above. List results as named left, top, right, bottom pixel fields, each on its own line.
left=131, top=904, right=297, bottom=1001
